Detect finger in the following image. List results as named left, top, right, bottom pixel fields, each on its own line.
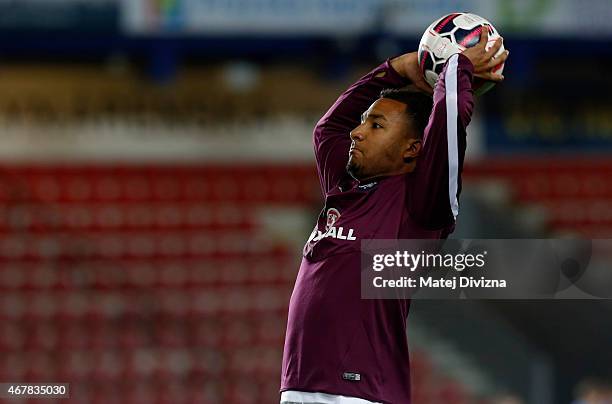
left=485, top=50, right=509, bottom=69
left=484, top=37, right=503, bottom=59
left=413, top=75, right=434, bottom=94
left=488, top=72, right=505, bottom=82
left=477, top=26, right=489, bottom=48
left=475, top=72, right=505, bottom=83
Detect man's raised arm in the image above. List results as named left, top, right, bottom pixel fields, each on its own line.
left=406, top=30, right=508, bottom=230
left=406, top=52, right=475, bottom=229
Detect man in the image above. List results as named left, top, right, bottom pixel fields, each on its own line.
left=281, top=30, right=508, bottom=404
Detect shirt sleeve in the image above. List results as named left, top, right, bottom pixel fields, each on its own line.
left=313, top=60, right=410, bottom=195
left=406, top=53, right=475, bottom=230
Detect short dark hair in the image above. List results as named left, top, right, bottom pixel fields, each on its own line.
left=379, top=87, right=433, bottom=138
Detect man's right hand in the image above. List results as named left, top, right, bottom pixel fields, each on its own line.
left=461, top=28, right=508, bottom=82
left=390, top=52, right=434, bottom=95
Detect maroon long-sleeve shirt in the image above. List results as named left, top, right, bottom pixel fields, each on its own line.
left=281, top=53, right=475, bottom=404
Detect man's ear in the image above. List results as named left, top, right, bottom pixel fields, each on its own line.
left=403, top=138, right=422, bottom=163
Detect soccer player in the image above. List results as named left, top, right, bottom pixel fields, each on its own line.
left=280, top=31, right=508, bottom=404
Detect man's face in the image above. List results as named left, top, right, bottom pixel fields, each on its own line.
left=347, top=98, right=418, bottom=181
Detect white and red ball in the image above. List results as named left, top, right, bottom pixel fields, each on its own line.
left=418, top=12, right=506, bottom=96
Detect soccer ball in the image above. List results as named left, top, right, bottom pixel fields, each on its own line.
left=418, top=12, right=506, bottom=96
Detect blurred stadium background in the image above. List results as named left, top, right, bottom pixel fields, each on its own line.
left=1, top=0, right=612, bottom=403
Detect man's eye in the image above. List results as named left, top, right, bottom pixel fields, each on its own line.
left=372, top=122, right=383, bottom=129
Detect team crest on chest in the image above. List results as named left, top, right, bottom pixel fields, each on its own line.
left=326, top=208, right=341, bottom=230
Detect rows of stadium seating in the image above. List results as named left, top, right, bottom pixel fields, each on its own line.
left=464, top=157, right=612, bottom=236
left=0, top=163, right=561, bottom=403
left=0, top=165, right=319, bottom=204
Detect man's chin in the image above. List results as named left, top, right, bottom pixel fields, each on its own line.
left=346, top=161, right=365, bottom=180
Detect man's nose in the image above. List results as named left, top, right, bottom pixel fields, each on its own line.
left=350, top=126, right=364, bottom=141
